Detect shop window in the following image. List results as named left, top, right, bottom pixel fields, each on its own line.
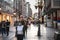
left=0, top=15, right=2, bottom=22
left=7, top=16, right=10, bottom=21
left=3, top=15, right=6, bottom=21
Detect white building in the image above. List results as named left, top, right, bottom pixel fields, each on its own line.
left=21, top=0, right=26, bottom=17
left=13, top=0, right=26, bottom=17
left=0, top=0, right=14, bottom=13
left=25, top=2, right=32, bottom=18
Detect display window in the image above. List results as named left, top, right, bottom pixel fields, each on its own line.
left=3, top=14, right=7, bottom=21
left=0, top=15, right=2, bottom=22
left=7, top=16, right=10, bottom=21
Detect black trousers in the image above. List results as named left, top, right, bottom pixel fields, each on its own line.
left=17, top=34, right=23, bottom=40
left=6, top=27, right=9, bottom=36
left=25, top=29, right=27, bottom=35
left=2, top=28, right=6, bottom=36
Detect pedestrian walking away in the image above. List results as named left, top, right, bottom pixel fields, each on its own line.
left=1, top=21, right=6, bottom=36
left=16, top=23, right=24, bottom=40
left=24, top=20, right=28, bottom=36
left=19, top=15, right=26, bottom=37
left=5, top=20, right=10, bottom=36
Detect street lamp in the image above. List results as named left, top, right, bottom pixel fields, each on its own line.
left=35, top=0, right=43, bottom=37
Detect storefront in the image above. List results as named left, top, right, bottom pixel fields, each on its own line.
left=0, top=14, right=2, bottom=22
left=57, top=10, right=60, bottom=30
left=0, top=12, right=14, bottom=25
left=52, top=10, right=60, bottom=29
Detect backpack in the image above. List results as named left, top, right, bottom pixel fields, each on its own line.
left=16, top=25, right=24, bottom=35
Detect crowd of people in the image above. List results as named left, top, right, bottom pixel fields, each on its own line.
left=14, top=15, right=32, bottom=40
left=0, top=20, right=10, bottom=36
left=0, top=15, right=39, bottom=40
left=0, top=15, right=33, bottom=40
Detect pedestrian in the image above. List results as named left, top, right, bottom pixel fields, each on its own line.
left=24, top=20, right=28, bottom=36
left=19, top=15, right=26, bottom=37
left=27, top=17, right=31, bottom=25
left=5, top=20, right=10, bottom=36
left=16, top=23, right=24, bottom=40
left=14, top=21, right=19, bottom=37
left=1, top=21, right=6, bottom=36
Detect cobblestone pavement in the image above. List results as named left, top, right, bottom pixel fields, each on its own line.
left=0, top=24, right=57, bottom=40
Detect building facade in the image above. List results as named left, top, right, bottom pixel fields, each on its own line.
left=44, top=0, right=60, bottom=29
left=13, top=0, right=26, bottom=18
left=25, top=2, right=32, bottom=18
left=0, top=0, right=14, bottom=25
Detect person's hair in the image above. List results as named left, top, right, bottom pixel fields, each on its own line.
left=7, top=20, right=8, bottom=21
left=20, top=15, right=23, bottom=18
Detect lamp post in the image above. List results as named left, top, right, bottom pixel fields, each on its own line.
left=35, top=0, right=43, bottom=37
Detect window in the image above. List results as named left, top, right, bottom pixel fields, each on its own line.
left=7, top=16, right=10, bottom=21
left=23, top=0, right=25, bottom=2
left=53, top=0, right=60, bottom=6
left=0, top=15, right=2, bottom=22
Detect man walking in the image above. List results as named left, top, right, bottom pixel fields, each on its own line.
left=6, top=20, right=10, bottom=36
left=1, top=21, right=6, bottom=36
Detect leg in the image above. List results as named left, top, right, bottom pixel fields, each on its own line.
left=23, top=28, right=25, bottom=37
left=23, top=31, right=25, bottom=37
left=2, top=28, right=5, bottom=36
left=0, top=28, right=1, bottom=33
left=1, top=28, right=2, bottom=33
left=17, top=35, right=23, bottom=40
left=6, top=27, right=8, bottom=36
left=25, top=29, right=27, bottom=36
left=17, top=35, right=20, bottom=40
left=6, top=27, right=9, bottom=36
left=4, top=28, right=6, bottom=34
left=20, top=35, right=23, bottom=40
left=15, top=27, right=17, bottom=37
left=7, top=27, right=9, bottom=36
left=2, top=28, right=3, bottom=36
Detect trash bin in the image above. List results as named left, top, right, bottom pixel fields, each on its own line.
left=54, top=31, right=60, bottom=40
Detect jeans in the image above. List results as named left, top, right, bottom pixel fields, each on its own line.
left=2, top=28, right=6, bottom=36
left=6, top=27, right=9, bottom=36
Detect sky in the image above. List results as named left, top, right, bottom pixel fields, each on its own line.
left=26, top=0, right=38, bottom=14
